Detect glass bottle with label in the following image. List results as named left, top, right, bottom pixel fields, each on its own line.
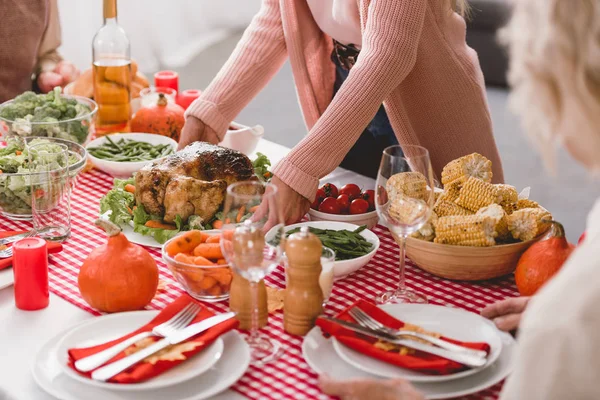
left=92, top=0, right=132, bottom=135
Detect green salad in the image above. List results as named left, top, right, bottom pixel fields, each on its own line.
left=99, top=154, right=273, bottom=244
left=0, top=87, right=93, bottom=144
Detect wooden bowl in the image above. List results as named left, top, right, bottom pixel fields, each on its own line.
left=402, top=236, right=542, bottom=281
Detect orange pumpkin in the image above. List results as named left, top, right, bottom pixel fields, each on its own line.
left=78, top=219, right=159, bottom=313
left=515, top=220, right=575, bottom=296
left=130, top=93, right=185, bottom=140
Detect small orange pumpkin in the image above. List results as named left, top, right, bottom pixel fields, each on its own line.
left=130, top=93, right=185, bottom=140
left=78, top=219, right=159, bottom=312
left=515, top=219, right=575, bottom=296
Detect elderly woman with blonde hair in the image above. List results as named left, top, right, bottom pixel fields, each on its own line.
left=319, top=0, right=600, bottom=398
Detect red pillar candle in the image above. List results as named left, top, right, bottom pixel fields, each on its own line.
left=177, top=89, right=202, bottom=110
left=13, top=238, right=49, bottom=310
left=154, top=70, right=179, bottom=93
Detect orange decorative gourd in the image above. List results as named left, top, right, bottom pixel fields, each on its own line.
left=130, top=93, right=185, bottom=140
left=515, top=220, right=575, bottom=296
left=78, top=219, right=159, bottom=312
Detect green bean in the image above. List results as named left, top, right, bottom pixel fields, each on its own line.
left=88, top=138, right=175, bottom=162
left=282, top=225, right=373, bottom=260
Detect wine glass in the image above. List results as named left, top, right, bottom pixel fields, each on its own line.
left=375, top=145, right=435, bottom=304
left=220, top=181, right=285, bottom=365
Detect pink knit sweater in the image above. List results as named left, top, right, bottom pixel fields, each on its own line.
left=186, top=0, right=504, bottom=201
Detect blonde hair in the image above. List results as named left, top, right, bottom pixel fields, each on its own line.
left=501, top=0, right=600, bottom=171
left=451, top=0, right=470, bottom=18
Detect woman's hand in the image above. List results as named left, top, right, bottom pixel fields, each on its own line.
left=178, top=117, right=220, bottom=150
left=38, top=60, right=80, bottom=93
left=261, top=176, right=310, bottom=231
left=481, top=297, right=531, bottom=332
left=319, top=374, right=425, bottom=400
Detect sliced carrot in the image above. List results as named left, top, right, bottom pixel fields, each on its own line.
left=207, top=268, right=233, bottom=286
left=127, top=206, right=133, bottom=215
left=193, top=256, right=215, bottom=266
left=216, top=259, right=228, bottom=265
left=174, top=253, right=195, bottom=265
left=193, top=243, right=223, bottom=259
left=221, top=230, right=234, bottom=241
left=225, top=218, right=231, bottom=224
left=124, top=184, right=136, bottom=193
left=144, top=220, right=177, bottom=230
left=199, top=276, right=218, bottom=290
left=199, top=231, right=210, bottom=243
left=206, top=235, right=221, bottom=244
left=165, top=230, right=206, bottom=256
left=212, top=220, right=223, bottom=229
left=236, top=206, right=246, bottom=223
left=207, top=285, right=223, bottom=296
left=15, top=150, right=22, bottom=156
left=249, top=205, right=260, bottom=213
left=133, top=206, right=137, bottom=210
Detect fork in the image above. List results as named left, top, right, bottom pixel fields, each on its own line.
left=349, top=308, right=488, bottom=359
left=75, top=302, right=201, bottom=372
left=0, top=231, right=36, bottom=258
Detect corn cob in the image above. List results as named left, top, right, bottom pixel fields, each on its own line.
left=411, top=211, right=438, bottom=241
left=507, top=207, right=552, bottom=241
left=389, top=196, right=428, bottom=225
left=386, top=172, right=428, bottom=201
left=496, top=184, right=518, bottom=206
left=434, top=199, right=473, bottom=217
left=503, top=199, right=540, bottom=215
left=441, top=153, right=493, bottom=186
left=444, top=180, right=463, bottom=202
left=455, top=177, right=500, bottom=212
left=477, top=204, right=510, bottom=240
left=434, top=215, right=497, bottom=246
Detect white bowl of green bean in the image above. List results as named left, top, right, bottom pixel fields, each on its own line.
left=267, top=221, right=380, bottom=279
left=86, top=133, right=177, bottom=178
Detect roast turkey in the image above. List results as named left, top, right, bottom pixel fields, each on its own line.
left=135, top=142, right=256, bottom=223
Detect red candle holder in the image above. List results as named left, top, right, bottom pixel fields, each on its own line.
left=13, top=238, right=49, bottom=310
left=154, top=70, right=179, bottom=93
left=177, top=89, right=202, bottom=110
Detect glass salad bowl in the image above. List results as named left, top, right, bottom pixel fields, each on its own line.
left=0, top=137, right=87, bottom=220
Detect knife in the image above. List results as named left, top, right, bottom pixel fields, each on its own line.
left=321, top=317, right=488, bottom=369
left=91, top=312, right=236, bottom=382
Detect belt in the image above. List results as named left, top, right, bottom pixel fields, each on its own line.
left=333, top=40, right=360, bottom=70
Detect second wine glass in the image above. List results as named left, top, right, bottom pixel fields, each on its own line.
left=375, top=145, right=435, bottom=304
left=220, top=181, right=285, bottom=365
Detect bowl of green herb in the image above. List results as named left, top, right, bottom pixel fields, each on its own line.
left=86, top=133, right=177, bottom=178
left=267, top=221, right=380, bottom=279
left=0, top=88, right=97, bottom=145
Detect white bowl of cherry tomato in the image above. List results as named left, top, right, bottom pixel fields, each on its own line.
left=308, top=183, right=379, bottom=229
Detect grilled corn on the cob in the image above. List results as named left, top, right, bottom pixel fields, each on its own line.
left=411, top=211, right=438, bottom=241
left=386, top=172, right=428, bottom=201
left=477, top=204, right=510, bottom=240
left=389, top=196, right=428, bottom=225
left=434, top=215, right=497, bottom=247
left=503, top=199, right=541, bottom=215
left=434, top=200, right=473, bottom=217
left=441, top=153, right=493, bottom=186
left=507, top=207, right=552, bottom=241
left=455, top=177, right=500, bottom=212
left=496, top=184, right=519, bottom=206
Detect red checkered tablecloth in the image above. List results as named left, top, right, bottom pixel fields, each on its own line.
left=0, top=170, right=519, bottom=399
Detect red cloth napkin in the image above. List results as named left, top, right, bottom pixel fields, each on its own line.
left=316, top=299, right=490, bottom=375
left=0, top=231, right=63, bottom=271
left=68, top=295, right=239, bottom=384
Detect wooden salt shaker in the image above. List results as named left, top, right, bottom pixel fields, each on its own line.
left=284, top=226, right=323, bottom=336
left=229, top=272, right=267, bottom=330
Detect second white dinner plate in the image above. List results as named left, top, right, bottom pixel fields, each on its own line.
left=332, top=304, right=503, bottom=382
left=54, top=311, right=224, bottom=391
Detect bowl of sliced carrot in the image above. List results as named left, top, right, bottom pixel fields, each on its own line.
left=162, top=229, right=233, bottom=302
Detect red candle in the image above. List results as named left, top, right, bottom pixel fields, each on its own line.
left=13, top=238, right=49, bottom=310
left=154, top=70, right=179, bottom=93
left=177, top=89, right=202, bottom=110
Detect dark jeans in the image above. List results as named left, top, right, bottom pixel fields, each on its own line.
left=333, top=53, right=399, bottom=178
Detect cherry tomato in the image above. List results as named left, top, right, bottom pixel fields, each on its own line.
left=311, top=188, right=326, bottom=210
left=321, top=183, right=339, bottom=198
left=362, top=190, right=375, bottom=211
left=578, top=231, right=587, bottom=245
left=339, top=184, right=361, bottom=200
left=319, top=197, right=341, bottom=214
left=349, top=198, right=369, bottom=214
left=336, top=194, right=350, bottom=214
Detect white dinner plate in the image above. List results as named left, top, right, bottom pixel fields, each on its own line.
left=54, top=311, right=224, bottom=391
left=303, top=314, right=516, bottom=399
left=332, top=304, right=502, bottom=382
left=33, top=322, right=250, bottom=399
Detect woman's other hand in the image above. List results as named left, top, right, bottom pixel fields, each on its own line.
left=38, top=60, right=80, bottom=93
left=178, top=116, right=220, bottom=149
left=481, top=296, right=531, bottom=332
left=261, top=176, right=310, bottom=231
left=319, top=374, right=425, bottom=400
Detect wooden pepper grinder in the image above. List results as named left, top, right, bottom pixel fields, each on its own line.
left=229, top=223, right=268, bottom=330
left=284, top=226, right=323, bottom=336
left=229, top=271, right=267, bottom=330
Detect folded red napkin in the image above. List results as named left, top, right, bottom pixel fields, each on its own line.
left=316, top=299, right=490, bottom=375
left=0, top=231, right=63, bottom=271
left=68, top=295, right=239, bottom=384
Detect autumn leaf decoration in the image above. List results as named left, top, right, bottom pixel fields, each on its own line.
left=124, top=337, right=205, bottom=365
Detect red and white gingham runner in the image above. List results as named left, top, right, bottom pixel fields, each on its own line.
left=0, top=170, right=519, bottom=399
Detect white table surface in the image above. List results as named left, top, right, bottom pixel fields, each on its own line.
left=0, top=138, right=375, bottom=400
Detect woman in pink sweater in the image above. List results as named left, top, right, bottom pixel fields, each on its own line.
left=179, top=0, right=504, bottom=224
